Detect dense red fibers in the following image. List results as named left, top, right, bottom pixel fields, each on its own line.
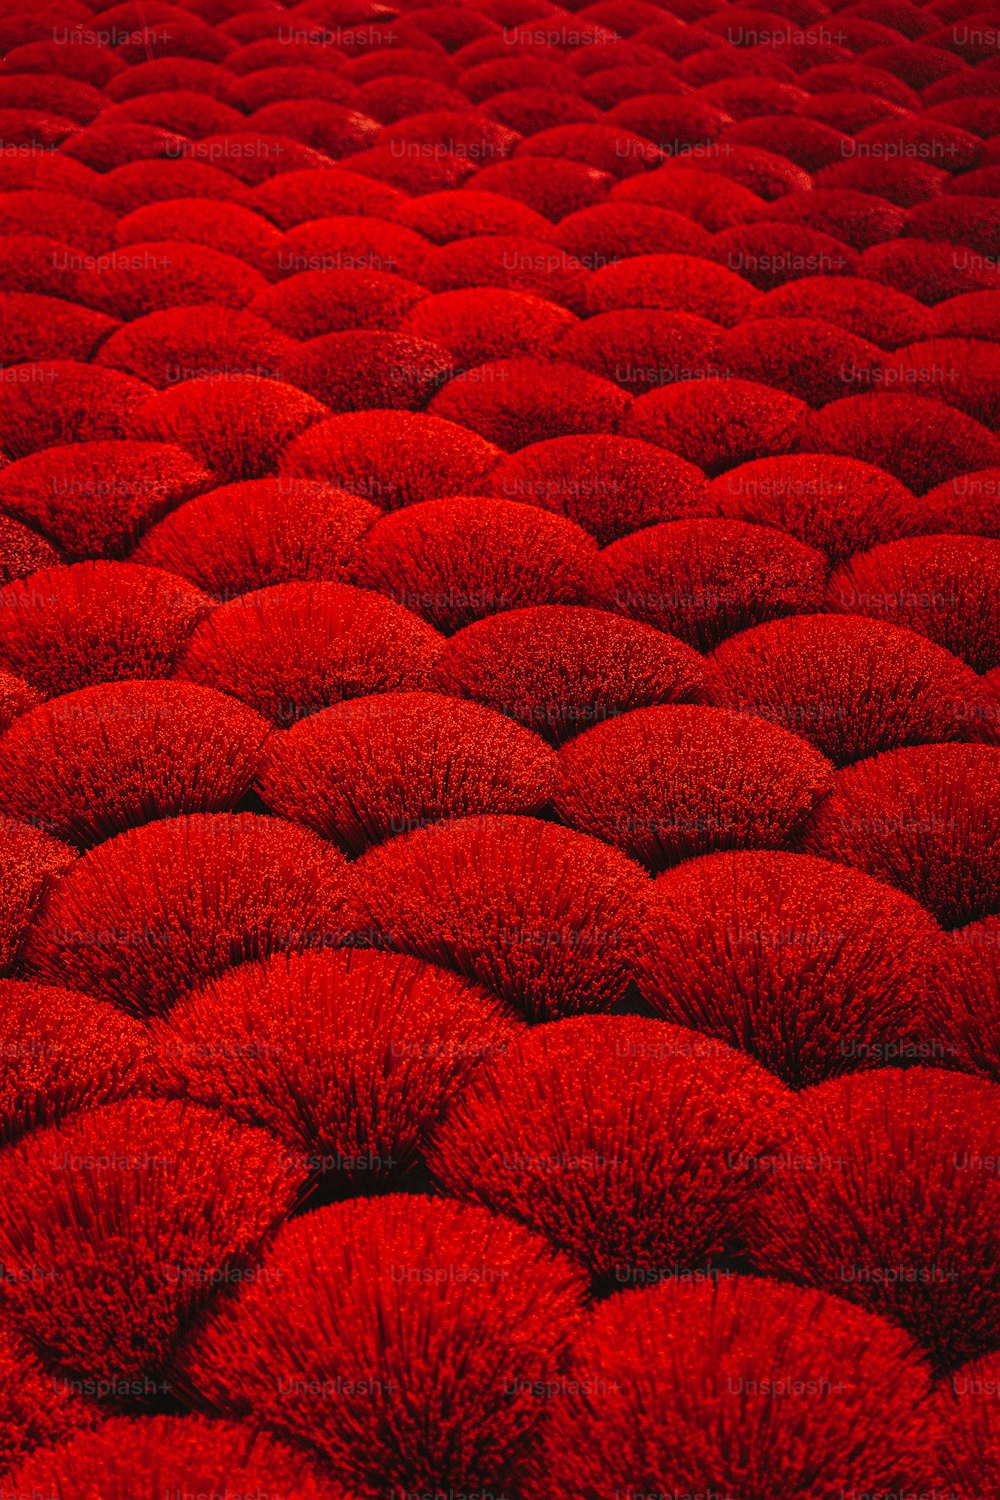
left=0, top=681, right=272, bottom=848
left=391, top=188, right=553, bottom=243
left=286, top=330, right=454, bottom=412
left=748, top=1067, right=1000, bottom=1371
left=888, top=337, right=1000, bottom=431
left=5, top=1416, right=346, bottom=1500
left=152, top=948, right=516, bottom=1182
left=399, top=287, right=579, bottom=369
left=0, top=979, right=147, bottom=1146
left=710, top=613, right=1000, bottom=765
left=553, top=703, right=833, bottom=870
left=600, top=516, right=826, bottom=650
left=256, top=691, right=555, bottom=853
left=0, top=441, right=213, bottom=559
left=271, top=213, right=430, bottom=281
left=185, top=1196, right=586, bottom=1494
left=279, top=409, right=501, bottom=509
left=743, top=274, right=934, bottom=349
left=486, top=433, right=709, bottom=545
left=553, top=201, right=714, bottom=263
left=177, top=581, right=443, bottom=724
left=801, top=744, right=1000, bottom=930
left=351, top=495, right=602, bottom=630
left=131, top=477, right=378, bottom=597
left=75, top=242, right=267, bottom=322
left=433, top=604, right=707, bottom=745
left=828, top=536, right=1000, bottom=672
left=715, top=317, right=889, bottom=407
left=935, top=1351, right=1000, bottom=1499
left=0, top=562, right=212, bottom=698
left=352, top=814, right=647, bottom=1021
left=0, top=514, right=58, bottom=587
left=0, top=1098, right=306, bottom=1386
left=0, top=817, right=75, bottom=976
left=634, top=848, right=944, bottom=1088
left=533, top=1275, right=938, bottom=1500
left=797, top=393, right=1000, bottom=494
left=417, top=235, right=589, bottom=312
left=248, top=267, right=427, bottom=338
left=707, top=453, right=918, bottom=565
left=0, top=1320, right=93, bottom=1478
left=0, top=292, right=118, bottom=367
left=0, top=670, right=39, bottom=737
left=430, top=1015, right=791, bottom=1286
left=130, top=375, right=328, bottom=482
left=248, top=168, right=404, bottom=229
left=0, top=362, right=155, bottom=461
left=95, top=304, right=299, bottom=390
left=915, top=468, right=1000, bottom=538
left=113, top=199, right=284, bottom=274
left=23, top=812, right=350, bottom=1017
left=941, top=918, right=1000, bottom=1082
left=626, top=377, right=807, bottom=474
left=586, top=251, right=760, bottom=324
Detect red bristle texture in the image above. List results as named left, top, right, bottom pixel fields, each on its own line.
left=354, top=813, right=647, bottom=1021
left=915, top=468, right=1000, bottom=539
left=0, top=669, right=39, bottom=736
left=0, top=1319, right=94, bottom=1478
left=101, top=91, right=242, bottom=142
left=430, top=1014, right=792, bottom=1287
left=486, top=433, right=709, bottom=546
left=801, top=743, right=1000, bottom=931
left=0, top=681, right=272, bottom=848
left=532, top=1275, right=938, bottom=1500
left=152, top=947, right=517, bottom=1183
left=929, top=290, right=1000, bottom=343
left=0, top=978, right=148, bottom=1146
left=466, top=157, right=613, bottom=221
left=177, top=581, right=442, bottom=726
left=553, top=307, right=724, bottom=396
left=0, top=191, right=115, bottom=256
left=399, top=287, right=579, bottom=367
left=0, top=362, right=155, bottom=462
left=23, top=812, right=350, bottom=1018
left=95, top=161, right=255, bottom=217
left=256, top=691, right=555, bottom=854
left=714, top=317, right=889, bottom=407
left=184, top=1195, right=586, bottom=1494
left=285, top=330, right=454, bottom=413
left=248, top=267, right=427, bottom=339
left=800, top=393, right=1000, bottom=496
left=95, top=304, right=298, bottom=390
left=939, top=919, right=1000, bottom=1083
left=427, top=357, right=632, bottom=450
left=707, top=453, right=918, bottom=567
left=610, top=166, right=768, bottom=234
left=0, top=1098, right=307, bottom=1387
left=130, top=375, right=327, bottom=483
left=709, top=223, right=858, bottom=293
left=114, top=198, right=284, bottom=275
left=743, top=274, right=934, bottom=350
left=0, top=817, right=75, bottom=976
left=632, top=847, right=946, bottom=1088
left=554, top=703, right=833, bottom=871
left=828, top=536, right=1000, bottom=673
left=247, top=167, right=404, bottom=229
left=0, top=515, right=58, bottom=587
left=553, top=203, right=713, bottom=265
left=433, top=604, right=707, bottom=746
left=390, top=188, right=555, bottom=244
left=710, top=613, right=1000, bottom=765
left=0, top=441, right=213, bottom=560
left=748, top=1067, right=1000, bottom=1372
left=887, top=337, right=1000, bottom=432
left=586, top=251, right=760, bottom=325
left=861, top=237, right=1000, bottom=305
left=417, top=235, right=588, bottom=313
left=272, top=214, right=430, bottom=280
left=0, top=562, right=211, bottom=699
left=600, top=516, right=826, bottom=651
left=351, top=495, right=603, bottom=632
left=279, top=409, right=501, bottom=510
left=0, top=292, right=118, bottom=367
left=935, top=1351, right=1000, bottom=1500
left=5, top=1415, right=346, bottom=1499
left=73, top=243, right=267, bottom=323
left=131, top=477, right=378, bottom=598
left=626, top=377, right=807, bottom=475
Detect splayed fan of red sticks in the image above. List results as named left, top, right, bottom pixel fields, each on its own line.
left=0, top=0, right=998, bottom=1494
